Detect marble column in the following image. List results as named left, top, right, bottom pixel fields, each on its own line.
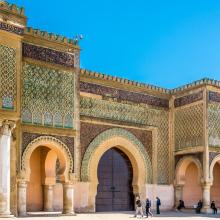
left=0, top=120, right=15, bottom=217
left=202, top=182, right=212, bottom=213
left=63, top=183, right=75, bottom=215
left=43, top=185, right=54, bottom=212
left=17, top=180, right=27, bottom=216
left=174, top=184, right=183, bottom=207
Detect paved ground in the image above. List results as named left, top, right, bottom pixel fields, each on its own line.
left=15, top=211, right=220, bottom=220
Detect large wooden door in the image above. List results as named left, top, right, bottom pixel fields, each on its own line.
left=96, top=148, right=134, bottom=212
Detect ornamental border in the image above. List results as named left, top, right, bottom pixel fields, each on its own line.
left=81, top=128, right=152, bottom=183
left=0, top=22, right=24, bottom=35
left=21, top=135, right=73, bottom=173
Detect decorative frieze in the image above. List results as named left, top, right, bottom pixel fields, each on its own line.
left=22, top=43, right=75, bottom=68
left=0, top=22, right=24, bottom=35
left=80, top=82, right=169, bottom=108
left=174, top=91, right=203, bottom=108
left=81, top=97, right=162, bottom=125
left=208, top=91, right=220, bottom=103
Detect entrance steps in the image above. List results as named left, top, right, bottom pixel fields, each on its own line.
left=27, top=211, right=62, bottom=217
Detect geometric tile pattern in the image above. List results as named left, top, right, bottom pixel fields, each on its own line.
left=0, top=44, right=16, bottom=110
left=174, top=104, right=203, bottom=150
left=21, top=62, right=75, bottom=128
left=208, top=102, right=220, bottom=147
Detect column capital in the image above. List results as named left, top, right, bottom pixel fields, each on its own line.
left=63, top=182, right=74, bottom=189
left=69, top=172, right=77, bottom=184
left=174, top=184, right=184, bottom=190
left=0, top=120, right=16, bottom=136
left=201, top=180, right=213, bottom=187
left=17, top=180, right=27, bottom=188
left=44, top=184, right=54, bottom=189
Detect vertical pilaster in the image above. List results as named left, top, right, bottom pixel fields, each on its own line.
left=202, top=182, right=212, bottom=212
left=74, top=67, right=81, bottom=181
left=0, top=120, right=15, bottom=217
left=169, top=96, right=175, bottom=184
left=152, top=128, right=158, bottom=184
left=202, top=87, right=211, bottom=213
left=174, top=184, right=183, bottom=207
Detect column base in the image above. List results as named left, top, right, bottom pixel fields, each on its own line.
left=201, top=207, right=212, bottom=214
left=0, top=214, right=14, bottom=218
left=62, top=211, right=76, bottom=216
left=44, top=209, right=54, bottom=212
left=18, top=213, right=27, bottom=217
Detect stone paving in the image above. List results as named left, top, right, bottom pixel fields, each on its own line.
left=13, top=211, right=220, bottom=220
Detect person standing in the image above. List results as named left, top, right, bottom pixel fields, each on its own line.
left=211, top=201, right=217, bottom=214
left=134, top=196, right=144, bottom=218
left=145, top=198, right=153, bottom=218
left=156, top=197, right=161, bottom=214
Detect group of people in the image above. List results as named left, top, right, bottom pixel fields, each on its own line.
left=134, top=196, right=161, bottom=218
left=134, top=196, right=218, bottom=218
left=177, top=199, right=218, bottom=214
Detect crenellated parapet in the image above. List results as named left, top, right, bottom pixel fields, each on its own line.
left=80, top=68, right=170, bottom=94
left=0, top=1, right=25, bottom=16
left=0, top=1, right=26, bottom=29
left=80, top=68, right=220, bottom=96
left=171, top=78, right=220, bottom=94
left=24, top=27, right=79, bottom=48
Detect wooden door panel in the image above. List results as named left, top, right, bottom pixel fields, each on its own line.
left=96, top=148, right=134, bottom=212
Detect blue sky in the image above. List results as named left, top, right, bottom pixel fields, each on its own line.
left=11, top=0, right=220, bottom=88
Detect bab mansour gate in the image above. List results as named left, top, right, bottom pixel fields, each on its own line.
left=0, top=1, right=220, bottom=217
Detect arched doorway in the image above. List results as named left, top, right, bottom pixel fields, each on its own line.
left=81, top=128, right=152, bottom=212
left=175, top=157, right=203, bottom=208
left=18, top=136, right=74, bottom=216
left=211, top=161, right=220, bottom=207
left=182, top=162, right=202, bottom=207
left=27, top=146, right=63, bottom=212
left=96, top=148, right=134, bottom=212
